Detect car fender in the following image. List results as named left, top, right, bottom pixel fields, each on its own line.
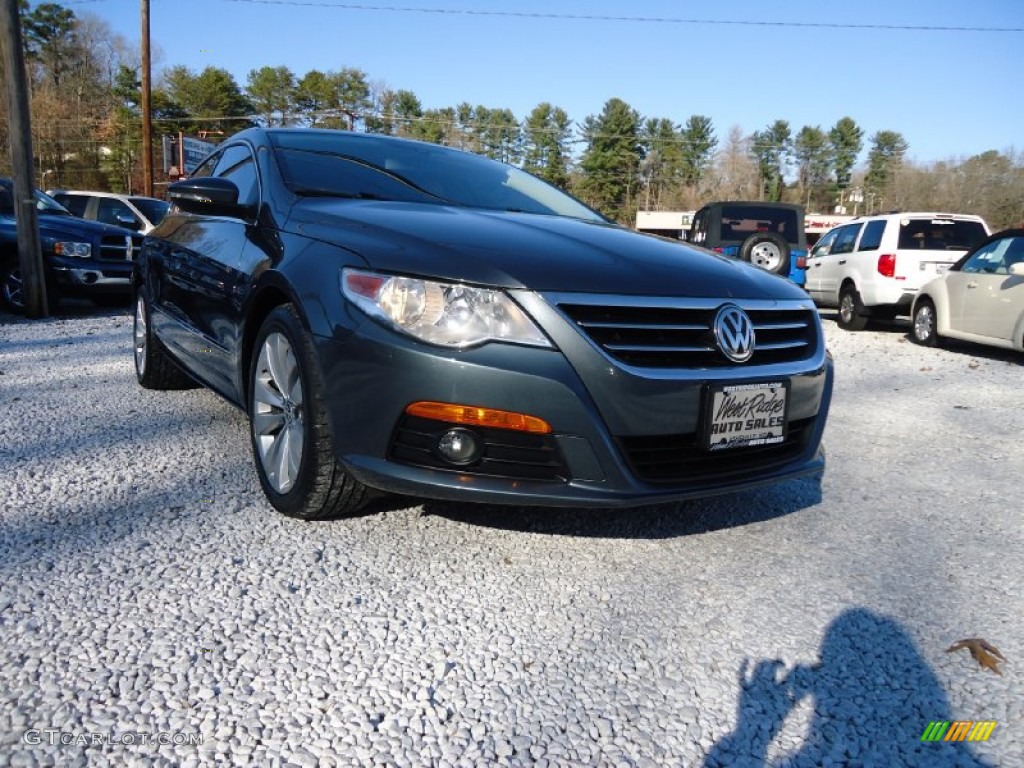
left=927, top=279, right=952, bottom=336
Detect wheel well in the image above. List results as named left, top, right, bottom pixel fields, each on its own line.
left=840, top=278, right=857, bottom=294
left=241, top=287, right=293, bottom=407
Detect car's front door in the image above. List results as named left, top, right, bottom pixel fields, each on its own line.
left=805, top=227, right=838, bottom=300
left=152, top=144, right=259, bottom=397
left=949, top=235, right=1024, bottom=341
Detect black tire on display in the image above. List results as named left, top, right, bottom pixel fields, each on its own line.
left=738, top=232, right=791, bottom=275
left=134, top=290, right=196, bottom=389
left=837, top=283, right=869, bottom=332
left=248, top=304, right=369, bottom=520
left=912, top=299, right=939, bottom=347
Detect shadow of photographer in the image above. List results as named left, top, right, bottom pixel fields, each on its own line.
left=704, top=608, right=996, bottom=767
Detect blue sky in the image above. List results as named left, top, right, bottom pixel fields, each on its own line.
left=72, top=0, right=1023, bottom=164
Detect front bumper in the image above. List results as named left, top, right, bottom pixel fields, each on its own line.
left=313, top=293, right=833, bottom=509
left=50, top=257, right=133, bottom=295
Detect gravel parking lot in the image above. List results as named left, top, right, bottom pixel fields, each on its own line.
left=1, top=305, right=1021, bottom=767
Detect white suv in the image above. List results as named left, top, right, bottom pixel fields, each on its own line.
left=47, top=190, right=170, bottom=235
left=805, top=212, right=989, bottom=330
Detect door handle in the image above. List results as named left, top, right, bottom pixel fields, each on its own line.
left=966, top=281, right=978, bottom=289
left=838, top=259, right=847, bottom=265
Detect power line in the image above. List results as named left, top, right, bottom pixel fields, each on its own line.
left=218, top=1, right=1024, bottom=33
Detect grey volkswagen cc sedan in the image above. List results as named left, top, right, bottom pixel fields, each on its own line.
left=133, top=128, right=833, bottom=519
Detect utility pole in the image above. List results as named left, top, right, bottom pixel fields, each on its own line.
left=140, top=0, right=153, bottom=196
left=1, top=0, right=48, bottom=317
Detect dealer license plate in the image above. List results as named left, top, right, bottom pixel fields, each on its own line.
left=704, top=381, right=789, bottom=452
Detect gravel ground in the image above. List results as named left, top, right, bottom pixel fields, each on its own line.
left=0, top=304, right=1021, bottom=768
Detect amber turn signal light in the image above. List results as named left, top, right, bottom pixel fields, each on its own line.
left=406, top=401, right=552, bottom=434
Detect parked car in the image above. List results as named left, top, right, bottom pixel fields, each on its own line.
left=805, top=211, right=990, bottom=330
left=48, top=190, right=170, bottom=234
left=911, top=229, right=1024, bottom=352
left=1, top=179, right=144, bottom=312
left=134, top=128, right=834, bottom=520
left=687, top=201, right=809, bottom=285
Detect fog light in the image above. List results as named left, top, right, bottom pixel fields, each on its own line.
left=437, top=428, right=481, bottom=465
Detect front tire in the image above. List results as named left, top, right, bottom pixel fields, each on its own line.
left=837, top=283, right=869, bottom=331
left=1, top=256, right=26, bottom=313
left=912, top=299, right=939, bottom=347
left=249, top=304, right=369, bottom=520
left=1, top=257, right=59, bottom=314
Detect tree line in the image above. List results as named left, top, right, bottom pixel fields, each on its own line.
left=2, top=2, right=1022, bottom=229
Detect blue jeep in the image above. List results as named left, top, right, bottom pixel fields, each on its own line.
left=688, top=201, right=808, bottom=286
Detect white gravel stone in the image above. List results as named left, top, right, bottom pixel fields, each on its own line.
left=0, top=307, right=1021, bottom=766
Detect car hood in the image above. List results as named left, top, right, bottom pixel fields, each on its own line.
left=37, top=212, right=138, bottom=239
left=286, top=200, right=803, bottom=299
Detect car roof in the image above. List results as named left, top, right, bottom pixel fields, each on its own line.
left=47, top=190, right=163, bottom=201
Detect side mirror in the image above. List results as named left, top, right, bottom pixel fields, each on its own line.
left=168, top=177, right=252, bottom=218
left=116, top=213, right=142, bottom=230
left=1009, top=262, right=1024, bottom=277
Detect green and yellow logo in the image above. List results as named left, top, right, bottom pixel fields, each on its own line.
left=921, top=721, right=997, bottom=742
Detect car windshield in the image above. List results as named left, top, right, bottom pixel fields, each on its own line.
left=897, top=218, right=989, bottom=250
left=268, top=131, right=603, bottom=222
left=719, top=205, right=801, bottom=245
left=0, top=183, right=71, bottom=215
left=130, top=197, right=170, bottom=225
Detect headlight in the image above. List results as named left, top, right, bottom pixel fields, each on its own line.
left=342, top=268, right=551, bottom=349
left=47, top=240, right=92, bottom=258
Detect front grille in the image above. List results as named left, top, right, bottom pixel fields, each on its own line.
left=99, top=234, right=144, bottom=261
left=618, top=417, right=816, bottom=484
left=558, top=302, right=818, bottom=368
left=389, top=415, right=568, bottom=482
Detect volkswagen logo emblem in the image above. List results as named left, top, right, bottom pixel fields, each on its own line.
left=714, top=305, right=755, bottom=362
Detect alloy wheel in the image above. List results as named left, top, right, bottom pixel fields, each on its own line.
left=839, top=294, right=855, bottom=324
left=253, top=332, right=305, bottom=494
left=134, top=295, right=147, bottom=376
left=914, top=304, right=935, bottom=342
left=2, top=265, right=24, bottom=309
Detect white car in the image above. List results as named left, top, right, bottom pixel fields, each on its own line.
left=911, top=229, right=1024, bottom=352
left=47, top=190, right=170, bottom=234
left=806, top=212, right=990, bottom=330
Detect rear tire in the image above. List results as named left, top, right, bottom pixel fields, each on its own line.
left=248, top=304, right=369, bottom=520
left=134, top=290, right=195, bottom=389
left=912, top=299, right=939, bottom=347
left=837, top=283, right=869, bottom=331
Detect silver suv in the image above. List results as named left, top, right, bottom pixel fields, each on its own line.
left=805, top=212, right=989, bottom=330
left=48, top=190, right=170, bottom=235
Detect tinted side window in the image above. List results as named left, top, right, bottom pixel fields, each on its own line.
left=213, top=144, right=259, bottom=207
left=55, top=194, right=89, bottom=217
left=690, top=209, right=709, bottom=245
left=962, top=237, right=1024, bottom=275
left=831, top=224, right=863, bottom=255
left=857, top=220, right=886, bottom=251
left=96, top=198, right=135, bottom=227
left=811, top=228, right=838, bottom=257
